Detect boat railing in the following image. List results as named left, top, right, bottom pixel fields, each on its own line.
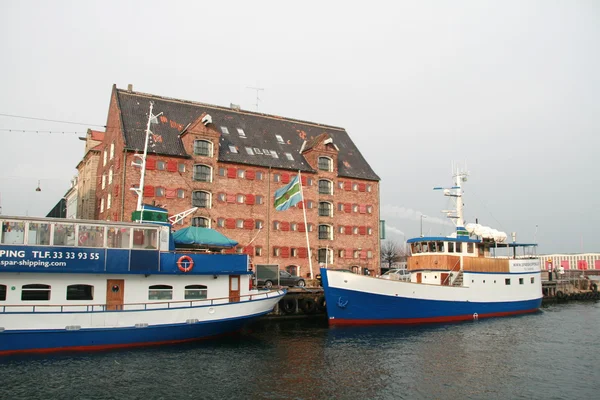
left=0, top=288, right=285, bottom=314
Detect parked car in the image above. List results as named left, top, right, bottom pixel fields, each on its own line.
left=257, top=270, right=305, bottom=288
left=379, top=268, right=411, bottom=281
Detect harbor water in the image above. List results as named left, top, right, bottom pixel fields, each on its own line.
left=1, top=302, right=598, bottom=400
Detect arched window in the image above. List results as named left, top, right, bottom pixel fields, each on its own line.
left=318, top=201, right=332, bottom=217
left=318, top=224, right=332, bottom=240
left=22, top=284, right=51, bottom=301
left=318, top=179, right=333, bottom=195
left=318, top=156, right=332, bottom=171
left=148, top=285, right=173, bottom=300
left=185, top=285, right=207, bottom=300
left=191, top=217, right=210, bottom=228
left=67, top=284, right=94, bottom=300
left=318, top=248, right=333, bottom=264
left=192, top=191, right=211, bottom=208
left=193, top=164, right=212, bottom=182
left=194, top=140, right=213, bottom=157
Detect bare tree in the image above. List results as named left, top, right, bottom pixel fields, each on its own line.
left=380, top=240, right=409, bottom=269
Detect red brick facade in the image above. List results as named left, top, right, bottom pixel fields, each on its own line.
left=95, top=88, right=380, bottom=276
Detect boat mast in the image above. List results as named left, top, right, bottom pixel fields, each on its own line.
left=434, top=165, right=469, bottom=236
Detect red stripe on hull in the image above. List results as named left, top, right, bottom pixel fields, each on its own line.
left=328, top=308, right=540, bottom=326
left=0, top=330, right=240, bottom=357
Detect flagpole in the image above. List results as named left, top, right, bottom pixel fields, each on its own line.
left=298, top=170, right=313, bottom=279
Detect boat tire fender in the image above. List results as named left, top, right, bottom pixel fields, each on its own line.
left=317, top=296, right=326, bottom=312
left=301, top=298, right=317, bottom=315
left=592, top=283, right=598, bottom=293
left=177, top=255, right=194, bottom=273
left=556, top=290, right=565, bottom=299
left=279, top=298, right=296, bottom=314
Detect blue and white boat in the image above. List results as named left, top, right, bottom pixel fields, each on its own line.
left=321, top=168, right=542, bottom=326
left=0, top=205, right=285, bottom=355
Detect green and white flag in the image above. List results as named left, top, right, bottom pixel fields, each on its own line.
left=274, top=176, right=302, bottom=211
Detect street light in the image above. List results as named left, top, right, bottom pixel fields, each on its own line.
left=420, top=215, right=427, bottom=237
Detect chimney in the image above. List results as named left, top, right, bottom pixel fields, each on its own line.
left=127, top=84, right=133, bottom=92
left=230, top=103, right=241, bottom=111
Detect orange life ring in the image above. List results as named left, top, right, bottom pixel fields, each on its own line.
left=177, top=255, right=194, bottom=272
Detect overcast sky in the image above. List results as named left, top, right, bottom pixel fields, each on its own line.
left=1, top=1, right=598, bottom=254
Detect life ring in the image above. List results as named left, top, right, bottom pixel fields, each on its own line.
left=279, top=298, right=296, bottom=314
left=301, top=298, right=317, bottom=314
left=78, top=233, right=88, bottom=245
left=177, top=255, right=194, bottom=272
left=316, top=296, right=327, bottom=312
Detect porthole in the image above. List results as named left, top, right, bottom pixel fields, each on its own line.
left=111, top=285, right=120, bottom=293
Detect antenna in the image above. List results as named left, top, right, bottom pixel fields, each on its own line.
left=246, top=86, right=264, bottom=111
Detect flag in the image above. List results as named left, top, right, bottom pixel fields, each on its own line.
left=274, top=175, right=302, bottom=211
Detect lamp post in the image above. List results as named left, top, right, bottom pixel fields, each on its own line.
left=420, top=215, right=427, bottom=237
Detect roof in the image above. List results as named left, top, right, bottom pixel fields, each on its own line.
left=115, top=87, right=379, bottom=181
left=407, top=236, right=538, bottom=247
left=90, top=130, right=105, bottom=141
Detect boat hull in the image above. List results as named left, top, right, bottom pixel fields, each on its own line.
left=0, top=292, right=284, bottom=356
left=321, top=268, right=542, bottom=326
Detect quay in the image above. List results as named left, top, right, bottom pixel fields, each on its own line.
left=541, top=270, right=599, bottom=303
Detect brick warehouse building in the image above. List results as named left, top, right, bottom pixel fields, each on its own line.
left=95, top=85, right=381, bottom=277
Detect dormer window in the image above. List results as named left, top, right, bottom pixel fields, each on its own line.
left=194, top=140, right=213, bottom=157
left=318, top=157, right=332, bottom=172
left=271, top=150, right=278, bottom=159
left=220, top=126, right=229, bottom=134
left=237, top=128, right=246, bottom=137
left=285, top=153, right=294, bottom=161
left=245, top=147, right=255, bottom=155
left=276, top=135, right=284, bottom=144
left=229, top=145, right=238, bottom=154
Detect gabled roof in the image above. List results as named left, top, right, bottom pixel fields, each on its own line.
left=90, top=130, right=104, bottom=141
left=115, top=87, right=379, bottom=181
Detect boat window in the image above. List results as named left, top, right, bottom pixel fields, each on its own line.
left=519, top=278, right=524, bottom=285
left=436, top=242, right=444, bottom=252
left=448, top=242, right=454, bottom=253
left=78, top=225, right=105, bottom=248
left=67, top=284, right=94, bottom=301
left=531, top=277, right=535, bottom=284
left=428, top=242, right=436, bottom=252
left=456, top=242, right=462, bottom=253
left=28, top=222, right=51, bottom=245
left=185, top=285, right=207, bottom=300
left=53, top=223, right=75, bottom=246
left=133, top=228, right=158, bottom=250
left=0, top=284, right=6, bottom=301
left=108, top=227, right=131, bottom=248
left=2, top=221, right=25, bottom=244
left=467, top=243, right=474, bottom=253
left=22, top=284, right=51, bottom=301
left=505, top=279, right=511, bottom=285
left=148, top=285, right=173, bottom=300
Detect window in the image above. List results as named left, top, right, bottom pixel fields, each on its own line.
left=273, top=174, right=280, bottom=183
left=245, top=147, right=255, bottom=155
left=306, top=178, right=313, bottom=186
left=29, top=222, right=50, bottom=245
left=79, top=225, right=105, bottom=247
left=256, top=195, right=264, bottom=205
left=338, top=249, right=344, bottom=258
left=255, top=220, right=263, bottom=229
left=256, top=171, right=263, bottom=180
left=291, top=248, right=298, bottom=257
left=318, top=202, right=332, bottom=217
left=307, top=223, right=314, bottom=232
left=177, top=189, right=185, bottom=199
left=108, top=227, right=131, bottom=248
left=237, top=128, right=246, bottom=137
left=217, top=193, right=226, bottom=202
left=110, top=142, right=114, bottom=159
left=338, top=226, right=344, bottom=234
left=101, top=174, right=106, bottom=189
left=306, top=200, right=314, bottom=209
left=467, top=243, right=474, bottom=253
left=194, top=140, right=212, bottom=156
left=353, top=226, right=359, bottom=235
left=237, top=169, right=245, bottom=179
left=236, top=219, right=244, bottom=228
left=220, top=126, right=229, bottom=134
left=217, top=218, right=225, bottom=227
left=53, top=223, right=75, bottom=246
left=448, top=242, right=455, bottom=252
left=192, top=191, right=211, bottom=208
left=255, top=246, right=262, bottom=256
left=318, top=248, right=332, bottom=264
left=155, top=187, right=164, bottom=197
left=352, top=204, right=359, bottom=213
left=253, top=148, right=263, bottom=155
left=318, top=157, right=332, bottom=171
left=237, top=194, right=245, bottom=203
left=273, top=247, right=280, bottom=257
left=367, top=205, right=373, bottom=213
left=193, top=165, right=212, bottom=182
left=367, top=227, right=373, bottom=235
left=270, top=150, right=278, bottom=158
left=276, top=134, right=284, bottom=143
left=338, top=181, right=344, bottom=189
left=191, top=217, right=210, bottom=228
left=103, top=150, right=107, bottom=166
left=291, top=223, right=297, bottom=231
left=178, top=163, right=186, bottom=173
left=108, top=168, right=113, bottom=184
left=531, top=277, right=535, bottom=284
left=67, top=284, right=94, bottom=300
left=366, top=184, right=372, bottom=192
left=185, top=285, right=207, bottom=300
left=319, top=224, right=332, bottom=240
left=107, top=194, right=112, bottom=209
left=519, top=278, right=524, bottom=285
left=219, top=167, right=226, bottom=177
left=318, top=179, right=332, bottom=195
left=132, top=228, right=158, bottom=249
left=22, top=284, right=51, bottom=301
left=148, top=285, right=173, bottom=300
left=273, top=221, right=280, bottom=230
left=228, top=145, right=238, bottom=154
left=367, top=251, right=373, bottom=258
left=338, top=203, right=344, bottom=211
left=352, top=183, right=358, bottom=191
left=0, top=284, right=7, bottom=301
left=505, top=279, right=511, bottom=285
left=157, top=161, right=166, bottom=170
left=285, top=153, right=294, bottom=161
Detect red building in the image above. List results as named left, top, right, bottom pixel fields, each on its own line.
left=96, top=85, right=381, bottom=277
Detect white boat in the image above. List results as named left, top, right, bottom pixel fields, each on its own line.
left=321, top=168, right=542, bottom=325
left=0, top=205, right=284, bottom=355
